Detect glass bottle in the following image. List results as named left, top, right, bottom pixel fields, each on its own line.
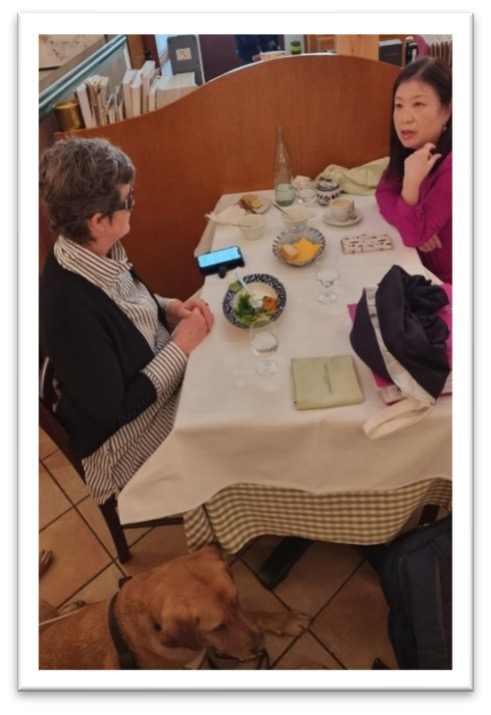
left=274, top=126, right=295, bottom=206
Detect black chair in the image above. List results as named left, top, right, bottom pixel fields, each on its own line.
left=39, top=356, right=182, bottom=563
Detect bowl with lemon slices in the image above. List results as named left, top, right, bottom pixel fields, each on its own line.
left=273, top=226, right=326, bottom=267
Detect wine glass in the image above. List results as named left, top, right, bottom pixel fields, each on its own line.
left=316, top=255, right=340, bottom=304
left=249, top=317, right=279, bottom=376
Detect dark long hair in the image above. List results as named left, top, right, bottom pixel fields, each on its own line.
left=386, top=57, right=452, bottom=180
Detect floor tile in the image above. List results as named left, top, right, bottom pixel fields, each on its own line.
left=310, top=561, right=398, bottom=670
left=39, top=509, right=113, bottom=606
left=120, top=523, right=189, bottom=575
left=242, top=537, right=363, bottom=616
left=75, top=496, right=153, bottom=559
left=273, top=631, right=343, bottom=670
left=39, top=427, right=57, bottom=460
left=230, top=559, right=301, bottom=665
left=69, top=563, right=126, bottom=605
left=39, top=462, right=72, bottom=529
left=42, top=449, right=89, bottom=504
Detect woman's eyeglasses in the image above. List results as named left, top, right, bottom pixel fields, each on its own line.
left=114, top=187, right=135, bottom=212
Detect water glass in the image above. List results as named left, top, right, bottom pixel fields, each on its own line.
left=249, top=317, right=279, bottom=376
left=316, top=255, right=340, bottom=304
left=296, top=187, right=317, bottom=207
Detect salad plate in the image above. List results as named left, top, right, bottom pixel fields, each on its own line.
left=223, top=273, right=287, bottom=328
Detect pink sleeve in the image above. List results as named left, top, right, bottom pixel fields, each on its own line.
left=375, top=155, right=452, bottom=248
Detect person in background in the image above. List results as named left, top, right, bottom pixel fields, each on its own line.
left=376, top=57, right=452, bottom=283
left=39, top=137, right=214, bottom=506
left=235, top=35, right=280, bottom=64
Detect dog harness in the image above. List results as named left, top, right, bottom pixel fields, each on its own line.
left=108, top=578, right=140, bottom=670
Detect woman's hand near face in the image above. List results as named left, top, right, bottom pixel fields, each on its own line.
left=402, top=143, right=442, bottom=205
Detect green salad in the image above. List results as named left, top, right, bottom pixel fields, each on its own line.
left=228, top=282, right=278, bottom=326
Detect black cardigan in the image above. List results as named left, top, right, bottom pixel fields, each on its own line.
left=40, top=249, right=169, bottom=458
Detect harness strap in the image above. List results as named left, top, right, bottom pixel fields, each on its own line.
left=107, top=592, right=140, bottom=670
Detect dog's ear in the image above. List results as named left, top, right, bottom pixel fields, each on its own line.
left=162, top=618, right=202, bottom=651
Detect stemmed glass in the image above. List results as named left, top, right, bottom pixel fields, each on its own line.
left=296, top=188, right=317, bottom=208
left=296, top=180, right=317, bottom=209
left=316, top=254, right=340, bottom=304
left=249, top=316, right=279, bottom=376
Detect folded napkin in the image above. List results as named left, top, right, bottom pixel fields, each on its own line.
left=291, top=355, right=364, bottom=410
left=316, top=157, right=389, bottom=195
left=292, top=175, right=313, bottom=190
left=205, top=205, right=246, bottom=225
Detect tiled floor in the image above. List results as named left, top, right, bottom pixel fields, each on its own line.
left=39, top=427, right=400, bottom=670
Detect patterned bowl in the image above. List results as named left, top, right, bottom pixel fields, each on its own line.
left=272, top=226, right=326, bottom=267
left=222, top=273, right=287, bottom=328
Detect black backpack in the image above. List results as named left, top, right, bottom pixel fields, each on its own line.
left=363, top=515, right=452, bottom=670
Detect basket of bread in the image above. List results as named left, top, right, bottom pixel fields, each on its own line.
left=273, top=226, right=326, bottom=267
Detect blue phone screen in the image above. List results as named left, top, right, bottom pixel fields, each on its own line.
left=198, top=247, right=241, bottom=268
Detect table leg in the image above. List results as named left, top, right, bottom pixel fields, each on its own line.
left=257, top=537, right=313, bottom=590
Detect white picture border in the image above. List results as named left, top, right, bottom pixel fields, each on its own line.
left=17, top=8, right=473, bottom=698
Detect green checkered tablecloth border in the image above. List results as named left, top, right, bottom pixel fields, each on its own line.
left=183, top=478, right=452, bottom=553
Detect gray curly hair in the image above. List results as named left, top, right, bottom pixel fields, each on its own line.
left=39, top=137, right=135, bottom=245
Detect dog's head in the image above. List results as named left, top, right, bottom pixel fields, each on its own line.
left=145, top=544, right=264, bottom=661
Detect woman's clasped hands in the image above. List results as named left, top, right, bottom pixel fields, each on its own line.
left=170, top=297, right=215, bottom=356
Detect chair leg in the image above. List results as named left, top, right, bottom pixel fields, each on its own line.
left=257, top=537, right=312, bottom=590
left=99, top=498, right=131, bottom=563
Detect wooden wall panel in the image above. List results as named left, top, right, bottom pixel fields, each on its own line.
left=46, top=55, right=399, bottom=301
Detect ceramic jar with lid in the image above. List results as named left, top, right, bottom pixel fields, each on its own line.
left=315, top=179, right=341, bottom=206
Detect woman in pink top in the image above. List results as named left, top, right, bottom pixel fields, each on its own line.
left=376, top=57, right=452, bottom=283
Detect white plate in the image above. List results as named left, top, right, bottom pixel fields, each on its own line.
left=322, top=210, right=362, bottom=227
left=238, top=195, right=271, bottom=214
left=254, top=196, right=271, bottom=214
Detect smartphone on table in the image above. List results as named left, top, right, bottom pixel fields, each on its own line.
left=196, top=246, right=245, bottom=277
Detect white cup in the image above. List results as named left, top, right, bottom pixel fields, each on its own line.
left=239, top=214, right=265, bottom=240
left=330, top=198, right=356, bottom=222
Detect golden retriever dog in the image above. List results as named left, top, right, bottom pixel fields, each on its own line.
left=39, top=544, right=310, bottom=669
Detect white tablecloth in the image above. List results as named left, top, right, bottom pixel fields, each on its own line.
left=118, top=191, right=451, bottom=542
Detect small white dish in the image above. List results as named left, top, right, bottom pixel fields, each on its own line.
left=238, top=195, right=271, bottom=214
left=322, top=210, right=362, bottom=227
left=253, top=196, right=271, bottom=214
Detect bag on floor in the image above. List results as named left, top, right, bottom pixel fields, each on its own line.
left=378, top=515, right=452, bottom=670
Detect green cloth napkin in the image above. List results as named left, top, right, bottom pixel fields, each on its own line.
left=291, top=355, right=364, bottom=410
left=316, top=157, right=389, bottom=196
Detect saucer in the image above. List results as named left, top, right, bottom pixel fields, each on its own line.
left=322, top=210, right=362, bottom=227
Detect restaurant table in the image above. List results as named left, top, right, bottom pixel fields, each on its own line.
left=118, top=190, right=452, bottom=556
